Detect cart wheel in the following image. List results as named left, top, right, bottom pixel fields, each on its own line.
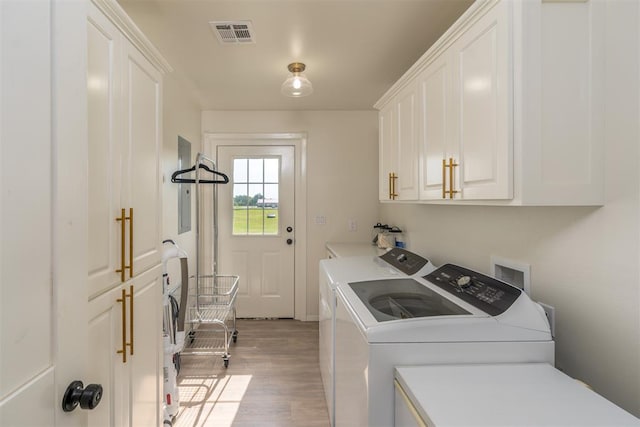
left=232, top=331, right=238, bottom=343
left=188, top=330, right=195, bottom=344
left=223, top=358, right=229, bottom=368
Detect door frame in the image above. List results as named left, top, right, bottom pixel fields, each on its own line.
left=204, top=133, right=308, bottom=321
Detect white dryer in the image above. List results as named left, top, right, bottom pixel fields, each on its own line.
left=334, top=263, right=555, bottom=427
left=319, top=248, right=436, bottom=427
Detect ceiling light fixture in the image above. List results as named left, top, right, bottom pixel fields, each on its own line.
left=281, top=62, right=313, bottom=97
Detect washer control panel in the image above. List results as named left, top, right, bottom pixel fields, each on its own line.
left=379, top=248, right=428, bottom=276
left=424, top=264, right=521, bottom=316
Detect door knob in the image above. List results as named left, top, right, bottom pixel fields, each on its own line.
left=286, top=238, right=293, bottom=245
left=62, top=380, right=103, bottom=412
left=286, top=226, right=293, bottom=233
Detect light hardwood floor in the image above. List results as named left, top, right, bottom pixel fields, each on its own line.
left=174, top=319, right=330, bottom=427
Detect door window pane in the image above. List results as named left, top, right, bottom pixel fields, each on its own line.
left=233, top=158, right=248, bottom=182
left=264, top=158, right=279, bottom=182
left=232, top=157, right=280, bottom=235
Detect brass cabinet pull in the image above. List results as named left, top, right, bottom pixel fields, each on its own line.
left=442, top=158, right=460, bottom=199
left=129, top=285, right=134, bottom=355
left=128, top=208, right=133, bottom=278
left=448, top=158, right=459, bottom=199
left=116, top=286, right=134, bottom=362
left=117, top=288, right=127, bottom=363
left=389, top=172, right=398, bottom=200
left=115, top=208, right=132, bottom=282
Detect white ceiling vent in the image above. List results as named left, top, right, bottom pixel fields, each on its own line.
left=210, top=21, right=255, bottom=44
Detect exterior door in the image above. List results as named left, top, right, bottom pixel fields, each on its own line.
left=0, top=1, right=89, bottom=425
left=217, top=145, right=295, bottom=318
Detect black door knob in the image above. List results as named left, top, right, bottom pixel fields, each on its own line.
left=286, top=226, right=293, bottom=233
left=62, top=381, right=103, bottom=412
left=286, top=238, right=293, bottom=245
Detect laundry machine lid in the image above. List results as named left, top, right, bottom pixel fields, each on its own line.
left=349, top=278, right=470, bottom=322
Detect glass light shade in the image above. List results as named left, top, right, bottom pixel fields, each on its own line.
left=281, top=72, right=313, bottom=97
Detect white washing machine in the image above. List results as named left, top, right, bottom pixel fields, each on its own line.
left=334, top=263, right=555, bottom=427
left=319, top=248, right=437, bottom=427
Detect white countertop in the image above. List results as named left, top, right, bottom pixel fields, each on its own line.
left=395, top=363, right=640, bottom=427
left=325, top=241, right=386, bottom=258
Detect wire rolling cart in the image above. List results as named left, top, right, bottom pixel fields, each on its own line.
left=171, top=153, right=238, bottom=367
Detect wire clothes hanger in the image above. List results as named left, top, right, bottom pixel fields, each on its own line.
left=171, top=154, right=229, bottom=184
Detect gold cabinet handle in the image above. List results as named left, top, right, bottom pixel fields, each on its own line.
left=128, top=208, right=133, bottom=278
left=117, top=288, right=128, bottom=363
left=389, top=172, right=398, bottom=200
left=115, top=208, right=132, bottom=282
left=448, top=158, right=459, bottom=199
left=116, top=286, right=134, bottom=362
left=442, top=158, right=460, bottom=199
left=129, top=285, right=134, bottom=355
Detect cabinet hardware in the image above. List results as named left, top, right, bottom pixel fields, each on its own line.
left=115, top=208, right=132, bottom=282
left=129, top=285, right=134, bottom=355
left=116, top=285, right=134, bottom=362
left=117, top=288, right=128, bottom=363
left=128, top=208, right=133, bottom=278
left=442, top=158, right=460, bottom=199
left=448, top=158, right=459, bottom=199
left=389, top=172, right=398, bottom=200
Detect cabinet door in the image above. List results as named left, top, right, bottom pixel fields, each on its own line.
left=451, top=0, right=512, bottom=200
left=419, top=52, right=453, bottom=200
left=87, top=266, right=162, bottom=427
left=121, top=41, right=163, bottom=277
left=129, top=265, right=163, bottom=427
left=88, top=285, right=128, bottom=427
left=87, top=4, right=123, bottom=298
left=396, top=85, right=419, bottom=200
left=379, top=104, right=397, bottom=201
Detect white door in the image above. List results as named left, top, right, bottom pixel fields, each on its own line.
left=217, top=145, right=295, bottom=318
left=1, top=1, right=89, bottom=425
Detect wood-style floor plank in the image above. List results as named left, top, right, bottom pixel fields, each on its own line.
left=173, top=319, right=330, bottom=427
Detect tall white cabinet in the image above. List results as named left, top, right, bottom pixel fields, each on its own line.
left=87, top=0, right=169, bottom=425
left=377, top=0, right=605, bottom=206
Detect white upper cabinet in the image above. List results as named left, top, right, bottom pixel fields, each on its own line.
left=121, top=40, right=163, bottom=279
left=451, top=0, right=511, bottom=200
left=88, top=0, right=167, bottom=298
left=379, top=104, right=397, bottom=200
left=378, top=84, right=420, bottom=201
left=396, top=85, right=420, bottom=200
left=418, top=51, right=453, bottom=200
left=376, top=0, right=604, bottom=206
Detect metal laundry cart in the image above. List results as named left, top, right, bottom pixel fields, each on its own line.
left=171, top=152, right=238, bottom=367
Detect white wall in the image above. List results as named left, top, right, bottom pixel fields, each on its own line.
left=201, top=110, right=379, bottom=319
left=161, top=72, right=202, bottom=287
left=380, top=2, right=640, bottom=416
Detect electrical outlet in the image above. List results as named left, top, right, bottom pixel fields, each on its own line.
left=348, top=219, right=357, bottom=232
left=315, top=215, right=326, bottom=225
left=538, top=302, right=555, bottom=338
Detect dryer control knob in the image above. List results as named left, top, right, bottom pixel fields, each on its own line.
left=456, top=276, right=472, bottom=288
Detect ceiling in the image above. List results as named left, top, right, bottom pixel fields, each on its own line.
left=118, top=0, right=473, bottom=111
